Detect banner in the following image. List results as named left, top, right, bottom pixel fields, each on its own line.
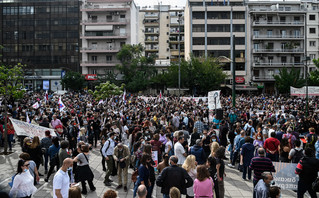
left=9, top=118, right=56, bottom=139
left=290, top=86, right=319, bottom=97
left=151, top=151, right=158, bottom=168
left=272, top=162, right=298, bottom=190
left=208, top=90, right=221, bottom=110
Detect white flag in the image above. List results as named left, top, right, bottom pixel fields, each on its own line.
left=26, top=112, right=30, bottom=123
left=58, top=96, right=65, bottom=111
left=32, top=102, right=40, bottom=109
left=98, top=99, right=103, bottom=105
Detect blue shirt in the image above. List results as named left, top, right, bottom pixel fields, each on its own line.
left=241, top=143, right=255, bottom=166
left=48, top=144, right=60, bottom=160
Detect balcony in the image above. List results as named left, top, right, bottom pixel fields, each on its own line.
left=253, top=48, right=304, bottom=53
left=171, top=50, right=185, bottom=56
left=253, top=75, right=275, bottom=81
left=144, top=22, right=159, bottom=26
left=252, top=35, right=304, bottom=40
left=80, top=32, right=128, bottom=39
left=80, top=47, right=120, bottom=53
left=170, top=30, right=184, bottom=34
left=145, top=48, right=159, bottom=52
left=145, top=39, right=159, bottom=43
left=80, top=60, right=121, bottom=67
left=253, top=62, right=304, bottom=67
left=252, top=21, right=304, bottom=26
left=145, top=31, right=159, bottom=35
left=81, top=19, right=128, bottom=25
left=250, top=7, right=306, bottom=13
left=81, top=5, right=129, bottom=12
left=144, top=13, right=159, bottom=18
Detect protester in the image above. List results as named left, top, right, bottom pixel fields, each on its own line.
left=263, top=132, right=280, bottom=162
left=113, top=142, right=130, bottom=192
left=19, top=152, right=40, bottom=185
left=169, top=187, right=181, bottom=198
left=189, top=139, right=206, bottom=165
left=102, top=132, right=116, bottom=186
left=174, top=136, right=187, bottom=166
left=137, top=184, right=148, bottom=198
left=182, top=155, right=197, bottom=198
left=254, top=172, right=273, bottom=198
left=53, top=158, right=73, bottom=198
left=45, top=137, right=60, bottom=182
left=269, top=186, right=281, bottom=198
left=216, top=146, right=226, bottom=197
left=9, top=159, right=37, bottom=198
left=68, top=186, right=82, bottom=198
left=240, top=137, right=254, bottom=180
left=156, top=155, right=193, bottom=198
left=193, top=165, right=214, bottom=198
left=103, top=189, right=117, bottom=198
left=41, top=130, right=52, bottom=174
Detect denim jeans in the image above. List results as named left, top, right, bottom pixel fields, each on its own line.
left=163, top=194, right=170, bottom=198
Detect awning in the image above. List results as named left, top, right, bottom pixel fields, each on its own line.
left=226, top=85, right=258, bottom=91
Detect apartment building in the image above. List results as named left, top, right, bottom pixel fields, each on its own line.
left=138, top=5, right=184, bottom=66
left=247, top=0, right=306, bottom=93
left=80, top=0, right=138, bottom=75
left=0, top=0, right=80, bottom=91
left=184, top=0, right=250, bottom=89
left=303, top=0, right=319, bottom=72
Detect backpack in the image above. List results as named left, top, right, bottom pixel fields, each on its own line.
left=245, top=126, right=252, bottom=137
left=305, top=134, right=317, bottom=151
left=292, top=149, right=304, bottom=163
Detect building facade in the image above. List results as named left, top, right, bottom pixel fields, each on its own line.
left=0, top=0, right=80, bottom=91
left=247, top=0, right=306, bottom=94
left=80, top=0, right=138, bottom=76
left=184, top=0, right=250, bottom=90
left=138, top=5, right=184, bottom=67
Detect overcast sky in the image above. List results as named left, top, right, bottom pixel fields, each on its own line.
left=134, top=0, right=186, bottom=7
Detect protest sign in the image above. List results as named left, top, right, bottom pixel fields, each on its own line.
left=10, top=118, right=56, bottom=139
left=272, top=162, right=298, bottom=190
left=208, top=90, right=221, bottom=110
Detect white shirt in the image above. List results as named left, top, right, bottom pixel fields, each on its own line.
left=9, top=170, right=37, bottom=198
left=174, top=141, right=186, bottom=165
left=165, top=140, right=173, bottom=153
left=102, top=138, right=115, bottom=157
left=53, top=169, right=70, bottom=198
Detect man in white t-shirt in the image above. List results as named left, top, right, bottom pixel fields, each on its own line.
left=53, top=158, right=73, bottom=198
left=174, top=136, right=187, bottom=165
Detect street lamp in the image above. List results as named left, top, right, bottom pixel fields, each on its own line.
left=178, top=12, right=183, bottom=96
left=303, top=56, right=310, bottom=116
left=216, top=55, right=236, bottom=107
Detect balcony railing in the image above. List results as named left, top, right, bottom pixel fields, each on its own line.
left=250, top=7, right=306, bottom=12
left=80, top=47, right=120, bottom=51
left=82, top=5, right=128, bottom=9
left=253, top=21, right=304, bottom=25
left=81, top=19, right=128, bottom=23
left=81, top=60, right=121, bottom=64
left=253, top=48, right=304, bottom=53
left=253, top=35, right=304, bottom=39
left=253, top=75, right=275, bottom=80
left=253, top=62, right=303, bottom=66
left=82, top=33, right=127, bottom=37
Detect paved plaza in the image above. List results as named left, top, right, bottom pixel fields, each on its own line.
left=0, top=143, right=300, bottom=198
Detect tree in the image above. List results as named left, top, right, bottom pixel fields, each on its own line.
left=61, top=71, right=85, bottom=91
left=0, top=63, right=25, bottom=154
left=89, top=81, right=124, bottom=100
left=152, top=57, right=227, bottom=95
left=309, top=58, right=319, bottom=86
left=274, top=67, right=306, bottom=94
left=117, top=44, right=156, bottom=92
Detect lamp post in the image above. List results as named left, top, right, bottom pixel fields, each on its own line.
left=217, top=55, right=235, bottom=107
left=178, top=12, right=182, bottom=96
left=303, top=56, right=310, bottom=116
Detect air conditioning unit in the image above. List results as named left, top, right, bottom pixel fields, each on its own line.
left=116, top=26, right=120, bottom=29
left=115, top=12, right=120, bottom=15
left=88, top=14, right=92, bottom=18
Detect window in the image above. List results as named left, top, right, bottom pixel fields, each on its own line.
left=268, top=56, right=273, bottom=65
left=267, top=30, right=273, bottom=37
left=281, top=56, right=287, bottom=65
left=120, top=15, right=125, bottom=18
left=106, top=56, right=112, bottom=62
left=309, top=15, right=316, bottom=20
left=294, top=16, right=300, bottom=21
left=91, top=56, right=97, bottom=63
left=310, top=28, right=316, bottom=34
left=310, top=54, right=316, bottom=60
left=310, top=41, right=316, bottom=47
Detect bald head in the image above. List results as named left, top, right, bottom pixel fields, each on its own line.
left=63, top=158, right=73, bottom=168
left=137, top=184, right=147, bottom=198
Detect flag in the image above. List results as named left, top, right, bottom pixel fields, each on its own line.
left=123, top=90, right=126, bottom=103
left=98, top=99, right=103, bottom=105
left=26, top=112, right=30, bottom=123
left=45, top=90, right=48, bottom=103
left=159, top=90, right=162, bottom=100
left=58, top=96, right=65, bottom=111
left=32, top=102, right=40, bottom=109
left=223, top=0, right=225, bottom=5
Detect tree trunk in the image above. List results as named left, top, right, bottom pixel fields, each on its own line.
left=3, top=96, right=8, bottom=154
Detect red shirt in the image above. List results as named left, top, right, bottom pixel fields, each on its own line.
left=263, top=137, right=280, bottom=154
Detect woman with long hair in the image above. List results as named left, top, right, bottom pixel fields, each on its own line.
left=279, top=138, right=291, bottom=162
left=165, top=133, right=173, bottom=157
left=253, top=132, right=264, bottom=157
left=215, top=146, right=226, bottom=198
left=9, top=159, right=37, bottom=198
left=193, top=165, right=214, bottom=198
left=182, top=155, right=197, bottom=198
left=210, top=142, right=220, bottom=157
left=157, top=153, right=169, bottom=173
left=27, top=136, right=43, bottom=173
left=143, top=144, right=155, bottom=198
left=133, top=153, right=152, bottom=198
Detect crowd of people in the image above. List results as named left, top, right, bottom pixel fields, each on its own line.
left=1, top=91, right=319, bottom=198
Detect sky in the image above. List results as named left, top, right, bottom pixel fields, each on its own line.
left=134, top=0, right=186, bottom=7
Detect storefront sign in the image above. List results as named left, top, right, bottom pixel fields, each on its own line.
left=85, top=74, right=97, bottom=81
left=43, top=80, right=50, bottom=90
left=235, top=77, right=245, bottom=84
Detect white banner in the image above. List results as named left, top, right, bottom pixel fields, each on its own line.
left=9, top=118, right=56, bottom=139
left=290, top=86, right=319, bottom=97
left=208, top=90, right=222, bottom=110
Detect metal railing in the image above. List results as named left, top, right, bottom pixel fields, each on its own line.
left=253, top=48, right=304, bottom=53
left=81, top=19, right=128, bottom=23
left=253, top=62, right=303, bottom=66
left=253, top=21, right=304, bottom=25
left=253, top=35, right=304, bottom=39
left=82, top=33, right=127, bottom=37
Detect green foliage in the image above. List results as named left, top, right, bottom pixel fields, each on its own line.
left=61, top=71, right=85, bottom=91
left=274, top=67, right=306, bottom=94
left=152, top=57, right=228, bottom=95
left=89, top=81, right=124, bottom=100
left=309, top=58, right=319, bottom=86
left=0, top=63, right=25, bottom=100
left=117, top=44, right=156, bottom=92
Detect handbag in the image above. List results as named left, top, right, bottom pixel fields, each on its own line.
left=312, top=177, right=319, bottom=192
left=131, top=169, right=138, bottom=183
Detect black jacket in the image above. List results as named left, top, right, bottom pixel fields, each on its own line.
left=156, top=165, right=193, bottom=195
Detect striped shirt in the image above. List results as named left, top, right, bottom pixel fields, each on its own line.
left=249, top=156, right=276, bottom=182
